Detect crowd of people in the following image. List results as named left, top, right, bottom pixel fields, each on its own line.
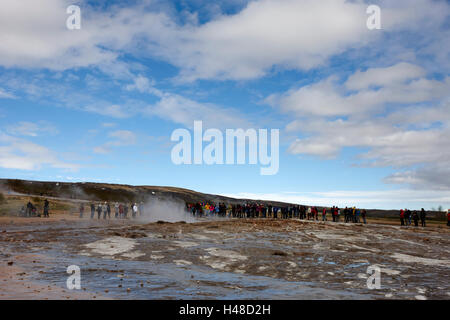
left=400, top=208, right=427, bottom=227
left=17, top=200, right=145, bottom=220
left=185, top=202, right=369, bottom=224
left=79, top=202, right=145, bottom=219
left=185, top=202, right=450, bottom=227
left=19, top=199, right=50, bottom=217
left=17, top=198, right=450, bottom=227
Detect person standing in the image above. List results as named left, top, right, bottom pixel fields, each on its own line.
left=97, top=203, right=102, bottom=219
left=132, top=203, right=138, bottom=218
left=26, top=201, right=33, bottom=217
left=79, top=203, right=84, bottom=219
left=43, top=199, right=50, bottom=218
left=102, top=202, right=108, bottom=220
left=420, top=208, right=426, bottom=227
left=400, top=209, right=405, bottom=226
left=195, top=202, right=202, bottom=217
left=407, top=209, right=412, bottom=226
left=447, top=209, right=450, bottom=227
left=361, top=209, right=367, bottom=224
left=90, top=203, right=95, bottom=219
left=413, top=211, right=419, bottom=227
left=322, top=208, right=327, bottom=221
left=119, top=203, right=124, bottom=219
left=215, top=204, right=219, bottom=216
left=114, top=202, right=119, bottom=219
left=107, top=202, right=111, bottom=219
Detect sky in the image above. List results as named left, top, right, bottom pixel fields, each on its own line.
left=0, top=0, right=449, bottom=210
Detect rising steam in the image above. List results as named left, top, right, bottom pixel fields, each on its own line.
left=137, top=196, right=196, bottom=223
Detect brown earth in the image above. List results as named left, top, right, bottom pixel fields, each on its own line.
left=1, top=212, right=449, bottom=300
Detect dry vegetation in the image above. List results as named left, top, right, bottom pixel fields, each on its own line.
left=0, top=194, right=76, bottom=217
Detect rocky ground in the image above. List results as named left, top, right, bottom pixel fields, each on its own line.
left=0, top=215, right=449, bottom=300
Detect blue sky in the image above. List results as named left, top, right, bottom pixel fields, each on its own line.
left=0, top=0, right=449, bottom=210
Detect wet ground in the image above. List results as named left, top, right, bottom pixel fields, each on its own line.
left=1, top=217, right=449, bottom=299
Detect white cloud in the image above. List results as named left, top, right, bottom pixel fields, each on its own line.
left=0, top=68, right=250, bottom=128
left=101, top=122, right=117, bottom=128
left=108, top=130, right=137, bottom=146
left=170, top=0, right=371, bottom=81
left=83, top=104, right=131, bottom=119
left=345, top=62, right=426, bottom=91
left=287, top=117, right=450, bottom=163
left=0, top=132, right=79, bottom=171
left=384, top=165, right=450, bottom=191
left=267, top=64, right=450, bottom=117
left=0, top=70, right=146, bottom=119
left=285, top=100, right=450, bottom=190
left=0, top=88, right=15, bottom=99
left=0, top=0, right=119, bottom=70
left=151, top=0, right=449, bottom=81
left=270, top=63, right=450, bottom=189
left=93, top=130, right=137, bottom=154
left=145, top=93, right=251, bottom=129
left=125, top=75, right=162, bottom=96
left=0, top=0, right=449, bottom=193
left=6, top=121, right=58, bottom=137
left=1, top=0, right=448, bottom=82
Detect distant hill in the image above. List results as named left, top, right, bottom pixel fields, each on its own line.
left=0, top=178, right=289, bottom=206
left=0, top=178, right=446, bottom=220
